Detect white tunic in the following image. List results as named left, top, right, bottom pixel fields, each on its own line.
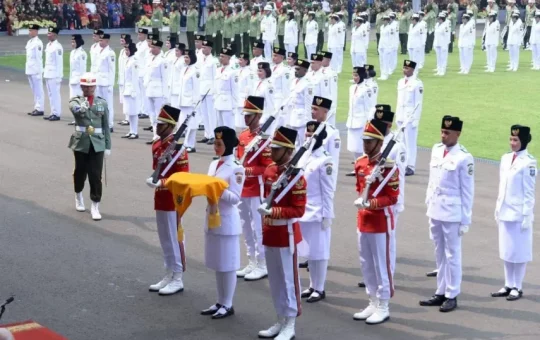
left=251, top=78, right=275, bottom=121
left=214, top=65, right=239, bottom=111
left=43, top=40, right=63, bottom=79
left=284, top=19, right=298, bottom=46
left=286, top=76, right=313, bottom=128
left=25, top=36, right=43, bottom=75
left=304, top=20, right=319, bottom=45
left=508, top=19, right=524, bottom=46
left=260, top=14, right=277, bottom=41
left=69, top=47, right=87, bottom=85
left=95, top=45, right=116, bottom=86
left=458, top=20, right=476, bottom=48
left=395, top=75, right=423, bottom=127
left=485, top=20, right=500, bottom=46
left=144, top=53, right=168, bottom=98
left=434, top=21, right=451, bottom=47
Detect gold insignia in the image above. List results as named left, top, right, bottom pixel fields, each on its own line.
left=274, top=48, right=279, bottom=52
left=223, top=48, right=227, bottom=53
left=176, top=195, right=184, bottom=204
left=377, top=106, right=383, bottom=110
left=376, top=111, right=383, bottom=119
left=307, top=124, right=315, bottom=132
left=153, top=39, right=158, bottom=44
left=297, top=60, right=302, bottom=65
left=512, top=129, right=519, bottom=136
left=316, top=98, right=323, bottom=106
left=49, top=27, right=54, bottom=32
left=326, top=164, right=333, bottom=176
left=295, top=177, right=305, bottom=189
left=444, top=120, right=452, bottom=128
left=405, top=60, right=410, bottom=66
left=216, top=131, right=223, bottom=139
left=203, top=41, right=208, bottom=45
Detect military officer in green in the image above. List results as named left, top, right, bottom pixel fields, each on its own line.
left=302, top=7, right=310, bottom=58
left=424, top=4, right=436, bottom=53
left=466, top=0, right=478, bottom=20
left=525, top=0, right=538, bottom=50
left=232, top=4, right=243, bottom=54
left=315, top=4, right=327, bottom=52
left=447, top=5, right=457, bottom=53
left=68, top=72, right=111, bottom=221
left=242, top=4, right=252, bottom=57
left=169, top=4, right=180, bottom=43
left=186, top=2, right=199, bottom=50
left=151, top=0, right=164, bottom=39
left=277, top=7, right=287, bottom=49
left=223, top=7, right=234, bottom=48
left=427, top=0, right=439, bottom=16
left=206, top=5, right=217, bottom=52
left=249, top=6, right=262, bottom=57
left=294, top=5, right=302, bottom=54
left=399, top=5, right=412, bottom=54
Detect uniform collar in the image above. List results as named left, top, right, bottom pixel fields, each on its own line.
left=311, top=147, right=324, bottom=157
left=219, top=154, right=234, bottom=162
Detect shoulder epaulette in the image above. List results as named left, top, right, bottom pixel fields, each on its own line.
left=527, top=154, right=536, bottom=160
left=355, top=155, right=367, bottom=162
left=96, top=96, right=105, bottom=100
left=459, top=145, right=469, bottom=154
left=234, top=160, right=241, bottom=165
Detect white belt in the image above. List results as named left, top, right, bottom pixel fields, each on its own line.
left=76, top=126, right=103, bottom=134
left=265, top=219, right=288, bottom=226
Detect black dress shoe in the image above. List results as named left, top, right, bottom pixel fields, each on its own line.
left=121, top=133, right=132, bottom=138
left=206, top=138, right=215, bottom=145
left=68, top=121, right=76, bottom=125
left=419, top=294, right=446, bottom=307
left=506, top=288, right=523, bottom=301
left=27, top=110, right=36, bottom=115
left=110, top=128, right=114, bottom=133
left=307, top=290, right=325, bottom=303
left=358, top=281, right=366, bottom=288
left=143, top=126, right=153, bottom=131
left=146, top=140, right=155, bottom=145
left=31, top=111, right=44, bottom=116
left=128, top=134, right=139, bottom=140
left=201, top=303, right=222, bottom=315
left=426, top=270, right=438, bottom=277
left=301, top=287, right=314, bottom=298
left=491, top=286, right=511, bottom=297
left=299, top=260, right=309, bottom=269
left=345, top=171, right=356, bottom=177
left=198, top=137, right=209, bottom=143
left=187, top=147, right=196, bottom=153
left=48, top=115, right=60, bottom=121
left=139, top=114, right=149, bottom=119
left=211, top=306, right=235, bottom=319
left=439, top=298, right=457, bottom=312
left=405, top=167, right=415, bottom=176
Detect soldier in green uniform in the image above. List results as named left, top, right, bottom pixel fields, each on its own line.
left=232, top=4, right=243, bottom=55
left=216, top=4, right=225, bottom=55
left=68, top=72, right=111, bottom=221
left=424, top=4, right=436, bottom=54
left=277, top=7, right=287, bottom=50
left=399, top=5, right=412, bottom=55
left=447, top=5, right=457, bottom=53
left=302, top=7, right=310, bottom=58
left=448, top=0, right=459, bottom=18
left=524, top=0, right=538, bottom=49
left=242, top=4, right=251, bottom=58
left=315, top=4, right=326, bottom=52
left=466, top=0, right=478, bottom=20
left=186, top=2, right=199, bottom=50
left=223, top=7, right=234, bottom=48
left=294, top=4, right=302, bottom=54
left=169, top=4, right=180, bottom=43
left=502, top=0, right=517, bottom=50
left=249, top=6, right=262, bottom=57
left=206, top=5, right=218, bottom=53
left=151, top=1, right=163, bottom=40
left=428, top=0, right=439, bottom=16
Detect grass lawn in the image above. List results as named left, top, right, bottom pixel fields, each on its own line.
left=1, top=41, right=538, bottom=160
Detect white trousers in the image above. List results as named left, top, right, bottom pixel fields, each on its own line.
left=532, top=43, right=540, bottom=68
left=155, top=210, right=185, bottom=273
left=503, top=261, right=527, bottom=290
left=378, top=48, right=392, bottom=77
left=216, top=110, right=235, bottom=129
left=28, top=75, right=44, bottom=111
left=124, top=96, right=139, bottom=135
left=69, top=84, right=82, bottom=100
left=351, top=52, right=366, bottom=67
left=118, top=85, right=124, bottom=105
left=404, top=123, right=418, bottom=169
left=138, top=77, right=147, bottom=114
left=200, top=94, right=216, bottom=139
left=435, top=46, right=448, bottom=74
left=390, top=211, right=400, bottom=276
left=96, top=85, right=114, bottom=127
left=508, top=44, right=520, bottom=70
left=486, top=45, right=498, bottom=70
left=329, top=47, right=343, bottom=73
left=265, top=246, right=302, bottom=317
left=358, top=230, right=395, bottom=300
left=263, top=40, right=274, bottom=60
left=429, top=218, right=462, bottom=299
left=215, top=271, right=237, bottom=308
left=389, top=48, right=398, bottom=74
left=45, top=78, right=62, bottom=117
left=238, top=197, right=264, bottom=260
left=180, top=106, right=197, bottom=148
left=148, top=97, right=166, bottom=139
left=305, top=44, right=316, bottom=59
left=285, top=44, right=297, bottom=57
left=459, top=46, right=474, bottom=73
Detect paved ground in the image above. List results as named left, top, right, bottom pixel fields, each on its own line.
left=1, top=65, right=540, bottom=340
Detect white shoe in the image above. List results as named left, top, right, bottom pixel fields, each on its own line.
left=149, top=271, right=173, bottom=292
left=365, top=299, right=390, bottom=324
left=91, top=202, right=101, bottom=220
left=275, top=317, right=295, bottom=340
left=75, top=192, right=85, bottom=212
left=353, top=297, right=379, bottom=320
left=258, top=315, right=284, bottom=338
left=244, top=259, right=268, bottom=281
left=236, top=257, right=256, bottom=278
left=159, top=272, right=184, bottom=295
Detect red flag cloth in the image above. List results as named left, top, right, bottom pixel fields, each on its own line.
left=0, top=320, right=67, bottom=340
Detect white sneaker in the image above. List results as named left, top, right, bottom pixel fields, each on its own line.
left=366, top=299, right=390, bottom=324
left=149, top=271, right=173, bottom=292
left=353, top=297, right=379, bottom=320
left=275, top=317, right=295, bottom=340
left=75, top=192, right=85, bottom=212
left=159, top=272, right=184, bottom=295
left=236, top=257, right=256, bottom=278
left=258, top=315, right=284, bottom=338
left=244, top=259, right=268, bottom=281
left=91, top=202, right=101, bottom=220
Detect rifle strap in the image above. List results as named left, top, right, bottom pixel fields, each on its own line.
left=275, top=169, right=304, bottom=204
left=248, top=137, right=272, bottom=164
left=372, top=164, right=398, bottom=198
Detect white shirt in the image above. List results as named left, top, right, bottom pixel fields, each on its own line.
left=25, top=36, right=43, bottom=75
left=284, top=19, right=298, bottom=45
left=69, top=47, right=87, bottom=85
left=347, top=82, right=371, bottom=129
left=43, top=40, right=63, bottom=79
left=395, top=75, right=424, bottom=127
left=261, top=14, right=277, bottom=41
left=299, top=148, right=335, bottom=222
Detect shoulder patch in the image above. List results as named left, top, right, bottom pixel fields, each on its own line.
left=235, top=171, right=244, bottom=184
left=325, top=163, right=333, bottom=176
left=467, top=163, right=474, bottom=176
left=530, top=166, right=537, bottom=177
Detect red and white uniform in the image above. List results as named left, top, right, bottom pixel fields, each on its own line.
left=355, top=155, right=399, bottom=301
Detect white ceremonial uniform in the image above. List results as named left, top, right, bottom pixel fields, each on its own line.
left=347, top=82, right=371, bottom=156
left=322, top=66, right=338, bottom=126
left=89, top=42, right=100, bottom=73
left=95, top=45, right=116, bottom=127
left=144, top=52, right=168, bottom=139
left=508, top=18, right=524, bottom=71
left=25, top=36, right=45, bottom=112
left=178, top=64, right=201, bottom=148
left=395, top=75, right=423, bottom=171
left=43, top=40, right=63, bottom=117
left=169, top=55, right=186, bottom=109
left=531, top=18, right=540, bottom=70
left=407, top=22, right=424, bottom=69
left=378, top=23, right=394, bottom=79
left=322, top=123, right=341, bottom=187
left=215, top=64, right=239, bottom=128
left=284, top=19, right=299, bottom=56
left=251, top=78, right=276, bottom=130
left=298, top=148, right=335, bottom=293
left=365, top=78, right=379, bottom=110
left=198, top=54, right=217, bottom=140
left=261, top=14, right=277, bottom=59
left=458, top=19, right=476, bottom=74
left=69, top=47, right=87, bottom=98
left=235, top=66, right=254, bottom=129
left=389, top=19, right=400, bottom=74
left=287, top=76, right=314, bottom=147
left=205, top=155, right=245, bottom=309
left=250, top=55, right=266, bottom=75
left=135, top=41, right=149, bottom=115
left=122, top=56, right=140, bottom=135
left=305, top=19, right=319, bottom=58
left=162, top=49, right=177, bottom=101
left=426, top=143, right=475, bottom=299
left=305, top=68, right=326, bottom=98
left=328, top=21, right=345, bottom=73
left=485, top=20, right=500, bottom=72
left=270, top=62, right=291, bottom=117
left=351, top=24, right=367, bottom=67
left=496, top=150, right=537, bottom=264
left=117, top=48, right=128, bottom=106
left=434, top=20, right=451, bottom=75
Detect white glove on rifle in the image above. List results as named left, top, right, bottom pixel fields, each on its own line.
left=521, top=215, right=533, bottom=231
left=354, top=197, right=370, bottom=210
left=257, top=203, right=272, bottom=216
left=322, top=218, right=332, bottom=229
left=146, top=177, right=162, bottom=189
left=458, top=225, right=469, bottom=236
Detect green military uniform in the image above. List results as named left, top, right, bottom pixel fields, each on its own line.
left=432, top=2, right=439, bottom=16
left=242, top=10, right=251, bottom=56
left=302, top=12, right=309, bottom=58
left=249, top=12, right=262, bottom=50
left=186, top=8, right=198, bottom=50
left=398, top=10, right=411, bottom=54
left=206, top=9, right=218, bottom=53
left=295, top=9, right=302, bottom=54
left=425, top=9, right=436, bottom=53
left=466, top=4, right=478, bottom=20
left=68, top=96, right=111, bottom=203
left=315, top=9, right=326, bottom=51
left=277, top=13, right=287, bottom=50
left=449, top=2, right=459, bottom=17
left=216, top=10, right=225, bottom=55
left=169, top=10, right=180, bottom=42
left=525, top=4, right=537, bottom=48
left=486, top=3, right=499, bottom=15
left=232, top=12, right=242, bottom=54
left=151, top=7, right=163, bottom=39
left=223, top=14, right=234, bottom=47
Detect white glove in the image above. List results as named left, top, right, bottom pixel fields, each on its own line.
left=354, top=197, right=370, bottom=209
left=56, top=77, right=62, bottom=84
left=105, top=149, right=111, bottom=157
left=108, top=85, right=113, bottom=93
left=247, top=30, right=250, bottom=34
left=146, top=177, right=162, bottom=189
left=220, top=30, right=223, bottom=34
left=322, top=218, right=332, bottom=229
left=231, top=38, right=235, bottom=42
left=213, top=33, right=216, bottom=38
left=458, top=225, right=469, bottom=236
left=257, top=203, right=272, bottom=216
left=521, top=215, right=533, bottom=230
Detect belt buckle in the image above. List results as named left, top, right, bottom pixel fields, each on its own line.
left=86, top=126, right=95, bottom=135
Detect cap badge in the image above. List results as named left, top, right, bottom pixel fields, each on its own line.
left=444, top=120, right=452, bottom=128
left=376, top=111, right=384, bottom=119
left=307, top=124, right=315, bottom=132
left=512, top=128, right=519, bottom=136
left=316, top=98, right=323, bottom=106
left=216, top=131, right=223, bottom=139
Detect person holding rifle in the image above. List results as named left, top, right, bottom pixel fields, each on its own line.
left=257, top=126, right=307, bottom=340
left=352, top=119, right=399, bottom=325
left=236, top=96, right=273, bottom=281
left=145, top=105, right=189, bottom=296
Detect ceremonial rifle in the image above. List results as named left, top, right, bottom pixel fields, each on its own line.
left=0, top=296, right=14, bottom=320
left=151, top=89, right=210, bottom=183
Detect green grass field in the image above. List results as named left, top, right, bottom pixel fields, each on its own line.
left=1, top=41, right=539, bottom=160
